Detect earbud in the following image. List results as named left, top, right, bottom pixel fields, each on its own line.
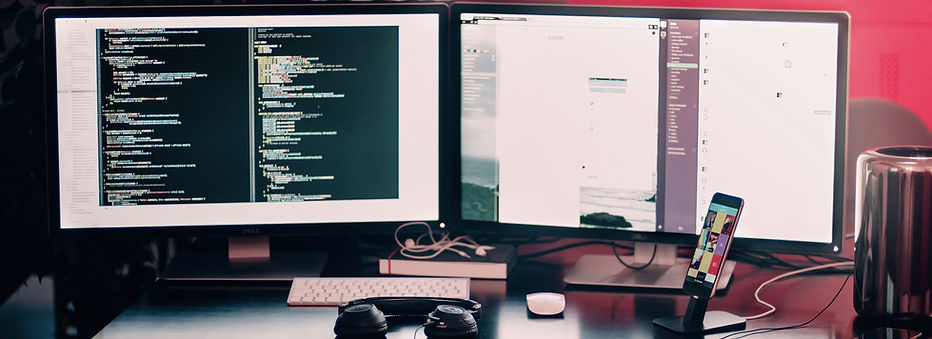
left=474, top=245, right=495, bottom=257
left=405, top=238, right=416, bottom=248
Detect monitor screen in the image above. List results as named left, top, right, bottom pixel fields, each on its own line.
left=456, top=6, right=847, bottom=253
left=47, top=5, right=443, bottom=230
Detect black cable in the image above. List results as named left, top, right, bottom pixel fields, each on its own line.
left=612, top=242, right=656, bottom=270
left=760, top=251, right=806, bottom=269
left=802, top=255, right=824, bottom=265
left=730, top=249, right=852, bottom=270
left=488, top=236, right=562, bottom=245
left=517, top=240, right=622, bottom=259
left=801, top=253, right=853, bottom=263
left=729, top=250, right=801, bottom=269
left=720, top=274, right=852, bottom=339
left=502, top=234, right=853, bottom=273
left=739, top=255, right=851, bottom=274
left=819, top=254, right=855, bottom=263
left=413, top=324, right=427, bottom=339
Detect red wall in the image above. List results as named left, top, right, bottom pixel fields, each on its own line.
left=563, top=0, right=932, bottom=130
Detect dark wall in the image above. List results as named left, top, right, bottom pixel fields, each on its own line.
left=0, top=0, right=51, bottom=303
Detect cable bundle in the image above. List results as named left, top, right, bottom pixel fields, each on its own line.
left=393, top=222, right=495, bottom=259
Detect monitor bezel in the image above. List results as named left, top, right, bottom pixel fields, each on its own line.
left=449, top=3, right=849, bottom=254
left=44, top=3, right=452, bottom=238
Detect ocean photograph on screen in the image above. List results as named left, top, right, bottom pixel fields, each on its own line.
left=462, top=156, right=497, bottom=221
left=579, top=187, right=656, bottom=232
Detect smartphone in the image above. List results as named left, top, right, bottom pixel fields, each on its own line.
left=683, top=192, right=744, bottom=298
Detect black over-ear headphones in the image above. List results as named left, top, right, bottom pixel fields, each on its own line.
left=335, top=297, right=481, bottom=338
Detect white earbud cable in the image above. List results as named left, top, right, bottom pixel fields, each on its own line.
left=393, top=222, right=494, bottom=260
left=744, top=261, right=853, bottom=320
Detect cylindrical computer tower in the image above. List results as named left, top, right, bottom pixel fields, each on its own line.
left=854, top=146, right=932, bottom=322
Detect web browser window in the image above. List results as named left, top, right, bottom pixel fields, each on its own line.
left=461, top=12, right=839, bottom=245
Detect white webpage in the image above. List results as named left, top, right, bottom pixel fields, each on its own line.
left=695, top=20, right=838, bottom=243
left=466, top=15, right=661, bottom=227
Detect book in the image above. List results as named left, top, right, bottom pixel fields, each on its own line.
left=379, top=244, right=517, bottom=279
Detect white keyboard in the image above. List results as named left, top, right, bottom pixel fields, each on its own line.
left=287, top=277, right=470, bottom=306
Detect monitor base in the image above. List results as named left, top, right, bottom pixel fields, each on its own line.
left=162, top=236, right=327, bottom=281
left=653, top=310, right=747, bottom=334
left=654, top=295, right=747, bottom=334
left=563, top=250, right=735, bottom=291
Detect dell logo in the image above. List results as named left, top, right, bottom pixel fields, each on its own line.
left=241, top=227, right=261, bottom=235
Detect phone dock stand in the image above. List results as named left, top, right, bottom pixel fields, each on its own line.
left=653, top=295, right=746, bottom=335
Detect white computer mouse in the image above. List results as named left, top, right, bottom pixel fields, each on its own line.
left=526, top=292, right=565, bottom=316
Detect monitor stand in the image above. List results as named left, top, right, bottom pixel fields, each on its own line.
left=563, top=243, right=735, bottom=291
left=162, top=235, right=327, bottom=281
left=653, top=295, right=746, bottom=334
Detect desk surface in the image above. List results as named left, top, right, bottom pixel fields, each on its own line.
left=93, top=251, right=903, bottom=339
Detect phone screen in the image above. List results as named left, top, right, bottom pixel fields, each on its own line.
left=685, top=193, right=742, bottom=295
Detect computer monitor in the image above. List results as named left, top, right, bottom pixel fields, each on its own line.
left=453, top=4, right=848, bottom=288
left=44, top=4, right=449, bottom=277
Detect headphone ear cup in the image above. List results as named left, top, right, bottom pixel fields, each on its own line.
left=424, top=305, right=479, bottom=338
left=334, top=303, right=388, bottom=338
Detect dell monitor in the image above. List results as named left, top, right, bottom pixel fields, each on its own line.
left=45, top=4, right=448, bottom=279
left=453, top=4, right=848, bottom=289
